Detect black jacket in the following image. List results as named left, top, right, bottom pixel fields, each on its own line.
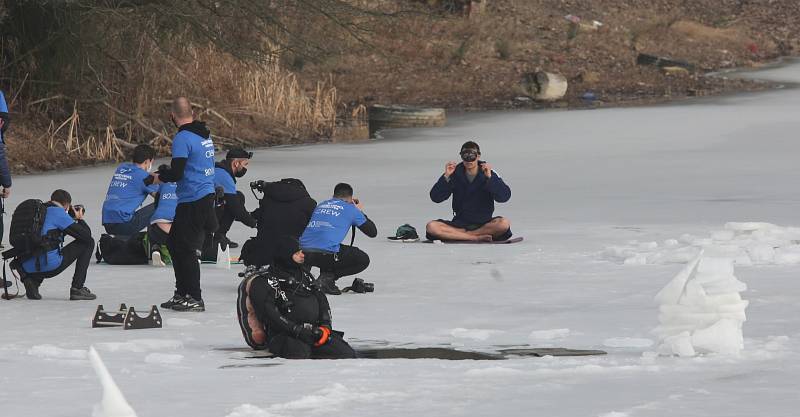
left=241, top=179, right=316, bottom=266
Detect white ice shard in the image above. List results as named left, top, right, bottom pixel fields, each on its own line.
left=89, top=346, right=138, bottom=417
left=653, top=253, right=748, bottom=357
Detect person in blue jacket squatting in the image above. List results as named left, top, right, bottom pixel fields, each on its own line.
left=1, top=90, right=13, bottom=287
left=426, top=140, right=512, bottom=242
left=300, top=183, right=377, bottom=295
left=9, top=189, right=96, bottom=300
left=149, top=97, right=218, bottom=312
left=147, top=164, right=178, bottom=267
left=101, top=144, right=158, bottom=237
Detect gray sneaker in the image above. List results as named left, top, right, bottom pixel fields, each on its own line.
left=70, top=287, right=97, bottom=300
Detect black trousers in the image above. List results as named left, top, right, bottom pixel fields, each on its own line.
left=166, top=194, right=218, bottom=300
left=303, top=245, right=370, bottom=281
left=147, top=223, right=170, bottom=248
left=216, top=191, right=246, bottom=238
left=25, top=238, right=95, bottom=289
left=268, top=332, right=357, bottom=359
left=199, top=191, right=245, bottom=261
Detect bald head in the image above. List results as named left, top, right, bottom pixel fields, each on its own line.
left=172, top=97, right=194, bottom=122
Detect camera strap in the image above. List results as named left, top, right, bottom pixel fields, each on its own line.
left=350, top=225, right=356, bottom=247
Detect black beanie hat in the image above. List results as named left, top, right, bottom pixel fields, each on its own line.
left=226, top=148, right=253, bottom=160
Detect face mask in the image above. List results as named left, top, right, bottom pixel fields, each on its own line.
left=235, top=167, right=247, bottom=178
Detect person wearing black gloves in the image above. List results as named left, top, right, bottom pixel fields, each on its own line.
left=200, top=148, right=256, bottom=261
left=240, top=178, right=316, bottom=267
left=299, top=183, right=377, bottom=295
left=150, top=97, right=217, bottom=312
left=237, top=236, right=356, bottom=359
left=8, top=189, right=96, bottom=300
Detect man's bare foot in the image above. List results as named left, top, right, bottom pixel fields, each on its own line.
left=475, top=234, right=493, bottom=242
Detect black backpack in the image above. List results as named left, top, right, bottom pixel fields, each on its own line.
left=95, top=233, right=148, bottom=265
left=8, top=199, right=61, bottom=269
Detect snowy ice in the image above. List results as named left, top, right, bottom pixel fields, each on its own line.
left=3, top=62, right=800, bottom=416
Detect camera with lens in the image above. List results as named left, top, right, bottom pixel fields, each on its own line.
left=250, top=180, right=267, bottom=193
left=68, top=204, right=85, bottom=219
left=344, top=278, right=374, bottom=294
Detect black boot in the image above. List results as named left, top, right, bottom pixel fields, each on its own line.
left=315, top=272, right=342, bottom=295
left=23, top=278, right=41, bottom=300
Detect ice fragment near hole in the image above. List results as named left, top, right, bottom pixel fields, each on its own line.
left=653, top=253, right=747, bottom=357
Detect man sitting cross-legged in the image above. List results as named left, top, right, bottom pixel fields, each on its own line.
left=426, top=140, right=512, bottom=242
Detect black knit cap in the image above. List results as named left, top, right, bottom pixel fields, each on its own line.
left=226, top=148, right=253, bottom=160
left=461, top=140, right=480, bottom=153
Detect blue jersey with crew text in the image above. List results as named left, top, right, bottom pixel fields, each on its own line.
left=150, top=182, right=178, bottom=223
left=300, top=198, right=367, bottom=253
left=102, top=163, right=157, bottom=224
left=214, top=166, right=236, bottom=194
left=172, top=130, right=215, bottom=203
left=22, top=206, right=75, bottom=273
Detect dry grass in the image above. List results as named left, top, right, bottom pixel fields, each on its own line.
left=237, top=62, right=338, bottom=138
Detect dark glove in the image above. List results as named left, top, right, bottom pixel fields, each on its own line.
left=294, top=323, right=330, bottom=346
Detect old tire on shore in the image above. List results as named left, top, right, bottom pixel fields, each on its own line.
left=368, top=105, right=446, bottom=137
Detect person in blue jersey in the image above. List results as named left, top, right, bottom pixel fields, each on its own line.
left=149, top=97, right=218, bottom=312
left=1, top=90, right=13, bottom=258
left=200, top=148, right=256, bottom=261
left=102, top=144, right=158, bottom=237
left=300, top=183, right=377, bottom=295
left=147, top=164, right=178, bottom=266
left=426, top=141, right=512, bottom=242
left=9, top=190, right=96, bottom=300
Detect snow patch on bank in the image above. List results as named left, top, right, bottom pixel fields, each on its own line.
left=602, top=222, right=800, bottom=266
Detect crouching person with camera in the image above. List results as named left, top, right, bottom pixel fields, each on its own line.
left=237, top=236, right=356, bottom=359
left=6, top=189, right=96, bottom=300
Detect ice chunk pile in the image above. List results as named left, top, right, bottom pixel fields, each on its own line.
left=653, top=253, right=749, bottom=357
left=602, top=222, right=800, bottom=265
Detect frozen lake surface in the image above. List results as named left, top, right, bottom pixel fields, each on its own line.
left=2, top=62, right=800, bottom=416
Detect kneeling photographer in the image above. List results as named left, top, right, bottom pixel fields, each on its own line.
left=240, top=178, right=316, bottom=267
left=6, top=189, right=96, bottom=300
